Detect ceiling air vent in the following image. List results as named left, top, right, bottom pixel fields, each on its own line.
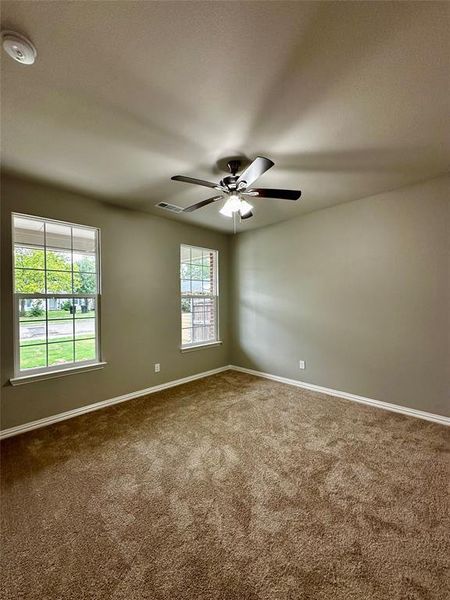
left=156, top=202, right=184, bottom=214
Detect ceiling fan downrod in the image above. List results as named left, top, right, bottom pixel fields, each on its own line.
left=227, top=159, right=241, bottom=176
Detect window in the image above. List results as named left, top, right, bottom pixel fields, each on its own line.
left=12, top=214, right=101, bottom=377
left=180, top=244, right=219, bottom=348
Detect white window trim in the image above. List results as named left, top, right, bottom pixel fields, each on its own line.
left=180, top=244, right=220, bottom=350
left=179, top=341, right=223, bottom=353
left=11, top=213, right=102, bottom=381
left=10, top=362, right=107, bottom=386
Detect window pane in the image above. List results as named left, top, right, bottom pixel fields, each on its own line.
left=192, top=280, right=202, bottom=293
left=192, top=326, right=207, bottom=343
left=48, top=342, right=74, bottom=366
left=47, top=298, right=73, bottom=320
left=48, top=320, right=73, bottom=343
left=202, top=265, right=211, bottom=280
left=20, top=344, right=46, bottom=370
left=181, top=298, right=192, bottom=330
left=181, top=279, right=191, bottom=294
left=45, top=222, right=71, bottom=249
left=192, top=298, right=204, bottom=324
left=46, top=271, right=73, bottom=294
left=13, top=216, right=45, bottom=246
left=75, top=318, right=95, bottom=340
left=73, top=252, right=96, bottom=272
left=18, top=298, right=46, bottom=321
left=75, top=339, right=96, bottom=362
left=72, top=227, right=96, bottom=252
left=193, top=325, right=215, bottom=343
left=20, top=321, right=46, bottom=345
left=191, top=247, right=203, bottom=264
left=180, top=263, right=191, bottom=279
left=15, top=246, right=45, bottom=270
left=182, top=328, right=193, bottom=345
left=46, top=249, right=72, bottom=271
left=190, top=264, right=203, bottom=280
left=15, top=269, right=45, bottom=294
left=74, top=298, right=96, bottom=318
left=73, top=271, right=97, bottom=294
left=181, top=245, right=191, bottom=263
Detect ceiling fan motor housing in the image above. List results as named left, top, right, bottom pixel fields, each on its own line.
left=220, top=175, right=240, bottom=191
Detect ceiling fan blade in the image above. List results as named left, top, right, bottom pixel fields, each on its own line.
left=244, top=188, right=301, bottom=201
left=240, top=211, right=253, bottom=220
left=183, top=195, right=224, bottom=213
left=236, top=156, right=274, bottom=188
left=171, top=175, right=222, bottom=190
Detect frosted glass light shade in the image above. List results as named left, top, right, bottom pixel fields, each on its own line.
left=219, top=195, right=241, bottom=218
left=239, top=200, right=253, bottom=217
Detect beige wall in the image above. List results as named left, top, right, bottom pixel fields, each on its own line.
left=231, top=175, right=450, bottom=417
left=1, top=175, right=231, bottom=429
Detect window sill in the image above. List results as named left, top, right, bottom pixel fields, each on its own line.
left=180, top=341, right=223, bottom=353
left=10, top=362, right=107, bottom=386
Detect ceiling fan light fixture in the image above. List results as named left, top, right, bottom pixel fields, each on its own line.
left=239, top=199, right=253, bottom=217
left=219, top=194, right=241, bottom=218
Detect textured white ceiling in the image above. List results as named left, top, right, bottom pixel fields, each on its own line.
left=1, top=1, right=449, bottom=232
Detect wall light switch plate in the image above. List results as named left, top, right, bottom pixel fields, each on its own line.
left=299, top=360, right=306, bottom=370
left=154, top=363, right=160, bottom=373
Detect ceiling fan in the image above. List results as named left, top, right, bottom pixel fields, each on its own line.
left=170, top=156, right=301, bottom=220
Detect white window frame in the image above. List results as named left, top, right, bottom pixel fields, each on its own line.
left=11, top=213, right=103, bottom=380
left=180, top=244, right=220, bottom=350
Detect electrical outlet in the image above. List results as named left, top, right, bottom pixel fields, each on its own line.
left=154, top=363, right=160, bottom=373
left=299, top=360, right=306, bottom=370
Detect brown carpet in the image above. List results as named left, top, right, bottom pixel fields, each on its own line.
left=1, top=371, right=449, bottom=600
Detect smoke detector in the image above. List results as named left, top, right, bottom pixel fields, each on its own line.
left=1, top=31, right=37, bottom=65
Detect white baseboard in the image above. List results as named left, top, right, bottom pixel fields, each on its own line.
left=2, top=364, right=448, bottom=439
left=0, top=366, right=230, bottom=440
left=229, top=365, right=450, bottom=426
